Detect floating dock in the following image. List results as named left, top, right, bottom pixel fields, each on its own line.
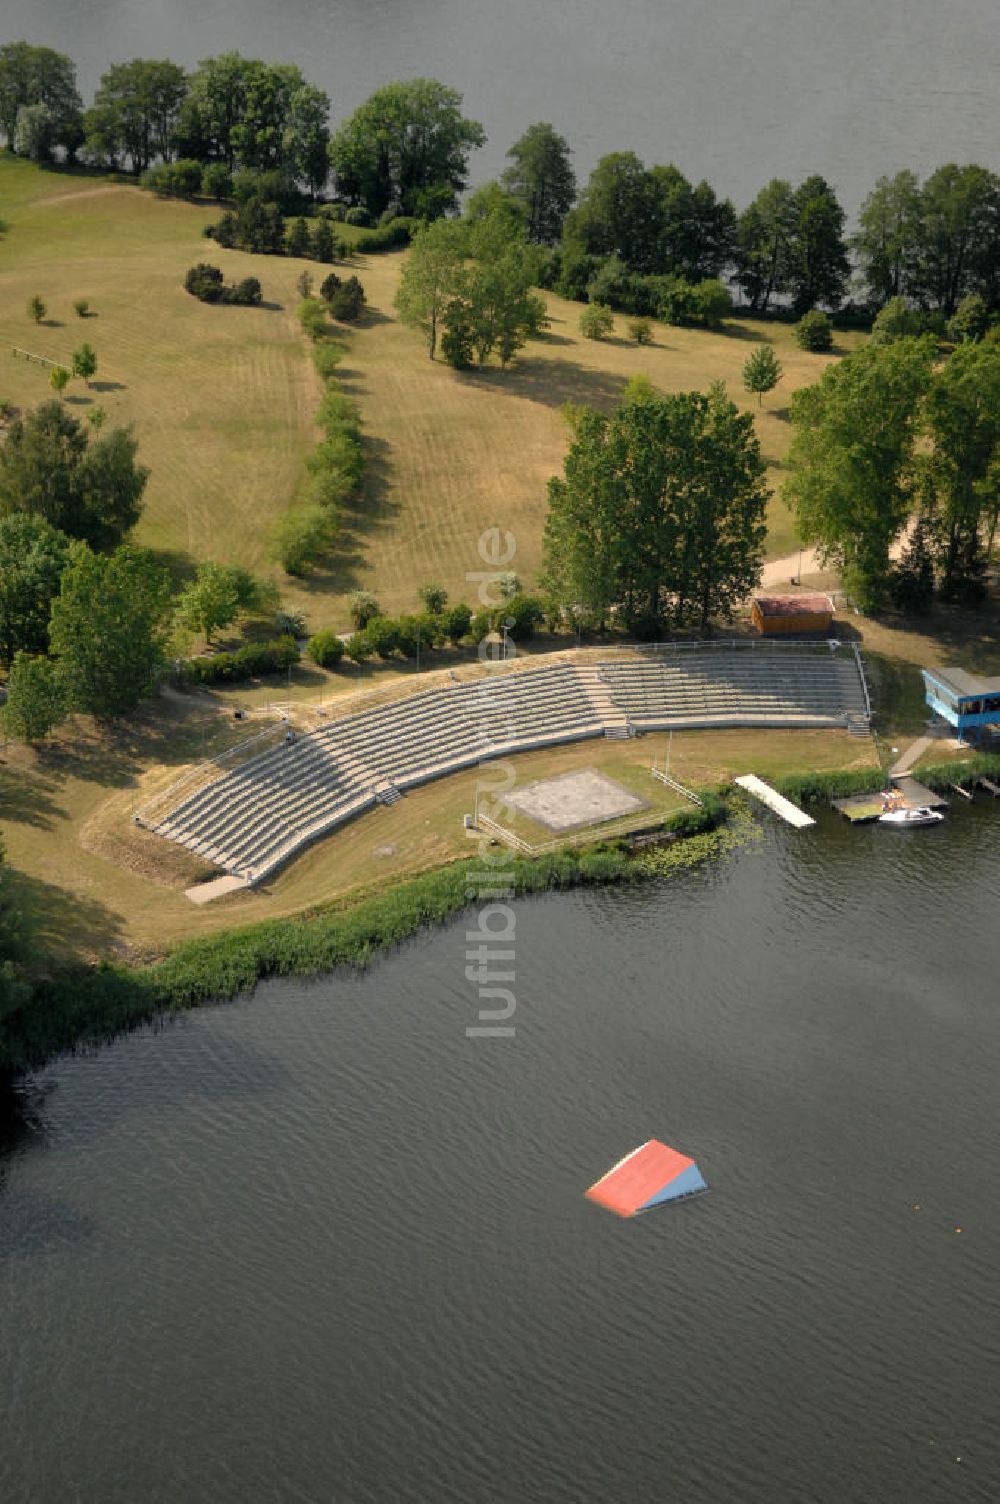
left=733, top=774, right=815, bottom=827
left=833, top=775, right=949, bottom=824
left=585, top=1140, right=708, bottom=1218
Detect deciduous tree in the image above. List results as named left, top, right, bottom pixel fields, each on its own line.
left=742, top=344, right=782, bottom=405
left=0, top=514, right=70, bottom=665
left=2, top=652, right=65, bottom=743
left=501, top=123, right=576, bottom=245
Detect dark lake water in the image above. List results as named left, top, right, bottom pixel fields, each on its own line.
left=3, top=0, right=999, bottom=213
left=2, top=802, right=999, bottom=1502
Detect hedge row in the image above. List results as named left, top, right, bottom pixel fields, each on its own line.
left=185, top=635, right=298, bottom=685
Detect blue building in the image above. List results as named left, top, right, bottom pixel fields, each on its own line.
left=922, top=667, right=1000, bottom=743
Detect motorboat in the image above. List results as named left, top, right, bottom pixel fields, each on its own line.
left=878, top=805, right=944, bottom=827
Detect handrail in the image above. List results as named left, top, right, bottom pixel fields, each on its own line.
left=135, top=721, right=291, bottom=827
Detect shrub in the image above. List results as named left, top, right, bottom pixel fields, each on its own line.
left=628, top=317, right=654, bottom=345
left=184, top=263, right=224, bottom=302
left=947, top=294, right=990, bottom=344
left=200, top=163, right=233, bottom=200
left=272, top=504, right=333, bottom=575
left=142, top=159, right=204, bottom=197
left=441, top=602, right=472, bottom=641
left=185, top=636, right=298, bottom=685
left=418, top=582, right=448, bottom=614
left=579, top=303, right=614, bottom=340
left=499, top=593, right=545, bottom=641
left=354, top=217, right=415, bottom=253
left=324, top=203, right=347, bottom=223
left=692, top=278, right=731, bottom=328
left=232, top=277, right=262, bottom=306
left=795, top=309, right=834, bottom=352
left=274, top=609, right=307, bottom=639
left=349, top=591, right=381, bottom=629
left=870, top=296, right=927, bottom=345
left=306, top=630, right=345, bottom=668
left=327, top=276, right=366, bottom=322
left=344, top=207, right=370, bottom=227
left=344, top=631, right=373, bottom=662
left=364, top=616, right=401, bottom=658
left=297, top=297, right=329, bottom=340
left=286, top=216, right=311, bottom=258
left=310, top=218, right=335, bottom=263
left=27, top=294, right=45, bottom=323
left=73, top=298, right=90, bottom=318
left=655, top=275, right=697, bottom=325
left=319, top=271, right=341, bottom=303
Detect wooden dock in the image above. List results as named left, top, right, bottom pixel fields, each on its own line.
left=734, top=774, right=815, bottom=827
left=833, top=774, right=949, bottom=824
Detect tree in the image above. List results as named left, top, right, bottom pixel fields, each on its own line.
left=544, top=385, right=768, bottom=632
left=14, top=102, right=57, bottom=162
left=580, top=304, right=614, bottom=340
left=306, top=630, right=344, bottom=668
left=870, top=296, right=927, bottom=345
left=909, top=164, right=1000, bottom=315
left=853, top=171, right=922, bottom=306
left=71, top=344, right=97, bottom=385
left=49, top=366, right=70, bottom=396
left=0, top=42, right=83, bottom=155
left=733, top=179, right=795, bottom=311
left=327, top=276, right=366, bottom=322
left=174, top=52, right=249, bottom=168
left=786, top=175, right=850, bottom=313
left=501, top=122, right=576, bottom=245
left=783, top=337, right=935, bottom=608
left=628, top=317, right=654, bottom=345
left=742, top=345, right=782, bottom=406
left=920, top=340, right=1000, bottom=601
left=0, top=836, right=31, bottom=1063
left=795, top=309, right=834, bottom=352
left=562, top=151, right=663, bottom=274
left=286, top=216, right=311, bottom=258
left=86, top=406, right=107, bottom=434
left=0, top=400, right=148, bottom=550
left=175, top=562, right=265, bottom=643
left=0, top=514, right=71, bottom=665
left=27, top=295, right=45, bottom=324
left=652, top=165, right=737, bottom=281
left=49, top=544, right=173, bottom=720
left=395, top=217, right=468, bottom=358
left=436, top=210, right=546, bottom=369
left=2, top=652, right=65, bottom=743
left=329, top=80, right=485, bottom=219
left=310, top=217, right=334, bottom=263
left=948, top=294, right=990, bottom=344
left=273, top=503, right=333, bottom=575
left=285, top=82, right=331, bottom=197
left=85, top=59, right=187, bottom=174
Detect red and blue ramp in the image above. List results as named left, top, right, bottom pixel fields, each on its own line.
left=585, top=1139, right=707, bottom=1217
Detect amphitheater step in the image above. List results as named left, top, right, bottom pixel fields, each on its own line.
left=604, top=724, right=633, bottom=740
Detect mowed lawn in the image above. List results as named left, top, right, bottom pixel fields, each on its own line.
left=2, top=157, right=863, bottom=632
left=0, top=156, right=319, bottom=585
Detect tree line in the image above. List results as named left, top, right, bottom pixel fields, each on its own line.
left=4, top=40, right=999, bottom=319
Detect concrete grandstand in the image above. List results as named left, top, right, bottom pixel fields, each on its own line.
left=150, top=642, right=870, bottom=884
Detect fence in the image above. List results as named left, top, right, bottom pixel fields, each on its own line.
left=476, top=807, right=673, bottom=856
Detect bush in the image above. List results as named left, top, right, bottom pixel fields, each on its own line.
left=185, top=636, right=298, bottom=685
left=344, top=630, right=372, bottom=662
left=364, top=616, right=401, bottom=658
left=627, top=317, right=654, bottom=345
left=312, top=343, right=344, bottom=381
left=870, top=297, right=927, bottom=345
left=306, top=630, right=345, bottom=668
left=349, top=590, right=381, bottom=629
left=795, top=309, right=834, bottom=352
left=947, top=294, right=990, bottom=344
left=272, top=504, right=333, bottom=575
left=692, top=278, right=731, bottom=328
left=418, top=582, right=448, bottom=614
left=579, top=303, right=614, bottom=340
left=354, top=217, right=415, bottom=253
left=184, top=264, right=261, bottom=306
left=319, top=271, right=341, bottom=303
left=344, top=207, right=370, bottom=227
left=327, top=276, right=366, bottom=322
left=142, top=159, right=203, bottom=197
left=184, top=263, right=224, bottom=303
left=499, top=593, right=545, bottom=641
left=323, top=203, right=347, bottom=222
left=274, top=609, right=307, bottom=639
left=441, top=602, right=472, bottom=641
left=200, top=163, right=233, bottom=200
left=73, top=298, right=89, bottom=318
left=297, top=297, right=329, bottom=340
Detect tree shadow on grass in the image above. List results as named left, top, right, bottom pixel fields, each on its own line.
left=0, top=766, right=64, bottom=830
left=462, top=354, right=627, bottom=414
left=6, top=866, right=126, bottom=960
left=718, top=321, right=774, bottom=343
left=89, top=379, right=125, bottom=393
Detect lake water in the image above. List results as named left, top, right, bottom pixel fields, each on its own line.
left=3, top=0, right=999, bottom=214
left=2, top=803, right=999, bottom=1502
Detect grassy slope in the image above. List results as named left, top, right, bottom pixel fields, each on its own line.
left=0, top=157, right=319, bottom=586
left=1, top=157, right=863, bottom=633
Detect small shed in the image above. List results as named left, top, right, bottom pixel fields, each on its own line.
left=751, top=592, right=834, bottom=636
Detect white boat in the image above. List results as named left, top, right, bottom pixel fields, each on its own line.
left=878, top=805, right=945, bottom=827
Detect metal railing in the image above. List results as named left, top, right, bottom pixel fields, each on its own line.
left=135, top=721, right=292, bottom=828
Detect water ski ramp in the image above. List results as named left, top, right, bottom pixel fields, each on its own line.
left=585, top=1140, right=708, bottom=1217
left=734, top=774, right=815, bottom=828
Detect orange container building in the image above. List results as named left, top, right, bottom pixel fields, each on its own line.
left=751, top=593, right=834, bottom=636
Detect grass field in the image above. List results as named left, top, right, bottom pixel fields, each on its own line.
left=1, top=156, right=864, bottom=634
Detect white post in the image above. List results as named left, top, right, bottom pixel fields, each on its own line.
left=666, top=730, right=673, bottom=777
